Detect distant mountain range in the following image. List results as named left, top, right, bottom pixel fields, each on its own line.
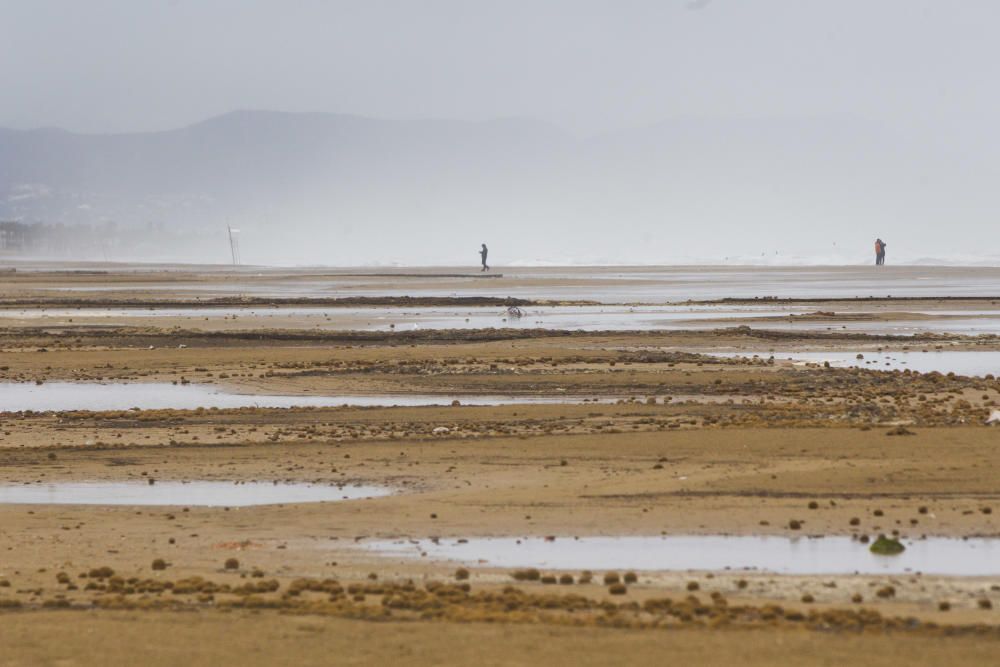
left=1, top=110, right=994, bottom=264
left=0, top=110, right=568, bottom=225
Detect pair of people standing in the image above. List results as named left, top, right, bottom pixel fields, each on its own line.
left=875, top=238, right=887, bottom=266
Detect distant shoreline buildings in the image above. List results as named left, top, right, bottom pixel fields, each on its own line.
left=0, top=220, right=221, bottom=261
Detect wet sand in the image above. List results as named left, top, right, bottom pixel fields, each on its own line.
left=6, top=612, right=999, bottom=667
left=2, top=264, right=1000, bottom=665
left=4, top=261, right=1000, bottom=302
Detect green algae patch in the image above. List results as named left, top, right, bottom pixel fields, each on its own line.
left=869, top=536, right=905, bottom=556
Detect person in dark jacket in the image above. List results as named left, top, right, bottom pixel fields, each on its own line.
left=479, top=243, right=489, bottom=272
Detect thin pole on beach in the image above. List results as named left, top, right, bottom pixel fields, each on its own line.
left=227, top=224, right=241, bottom=266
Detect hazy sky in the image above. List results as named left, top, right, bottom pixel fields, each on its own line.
left=3, top=1, right=999, bottom=265
left=3, top=0, right=999, bottom=136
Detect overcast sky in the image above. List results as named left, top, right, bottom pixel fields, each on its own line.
left=3, top=0, right=999, bottom=137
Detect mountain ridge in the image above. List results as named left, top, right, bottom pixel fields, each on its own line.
left=1, top=110, right=992, bottom=264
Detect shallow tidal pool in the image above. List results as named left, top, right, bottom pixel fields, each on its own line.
left=0, top=481, right=391, bottom=507
left=363, top=535, right=1000, bottom=576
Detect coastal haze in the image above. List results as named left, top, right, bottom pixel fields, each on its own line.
left=5, top=4, right=1000, bottom=667
left=3, top=1, right=1000, bottom=266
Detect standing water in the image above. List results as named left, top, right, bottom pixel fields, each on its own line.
left=0, top=382, right=602, bottom=412
left=0, top=481, right=391, bottom=507
left=363, top=535, right=1000, bottom=576
left=712, top=350, right=1000, bottom=377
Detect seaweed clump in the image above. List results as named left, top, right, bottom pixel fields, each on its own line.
left=869, top=535, right=905, bottom=555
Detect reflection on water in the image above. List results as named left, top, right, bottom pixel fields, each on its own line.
left=0, top=381, right=599, bottom=412
left=4, top=303, right=1000, bottom=336
left=0, top=304, right=805, bottom=332
left=0, top=481, right=390, bottom=506
left=737, top=316, right=1000, bottom=336
left=32, top=267, right=1000, bottom=303
left=714, top=351, right=1000, bottom=377
left=364, top=535, right=1000, bottom=576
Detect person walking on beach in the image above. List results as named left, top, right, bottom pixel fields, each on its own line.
left=875, top=238, right=886, bottom=266
left=479, top=243, right=489, bottom=272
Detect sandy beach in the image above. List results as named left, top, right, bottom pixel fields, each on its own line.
left=2, top=264, right=1000, bottom=665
